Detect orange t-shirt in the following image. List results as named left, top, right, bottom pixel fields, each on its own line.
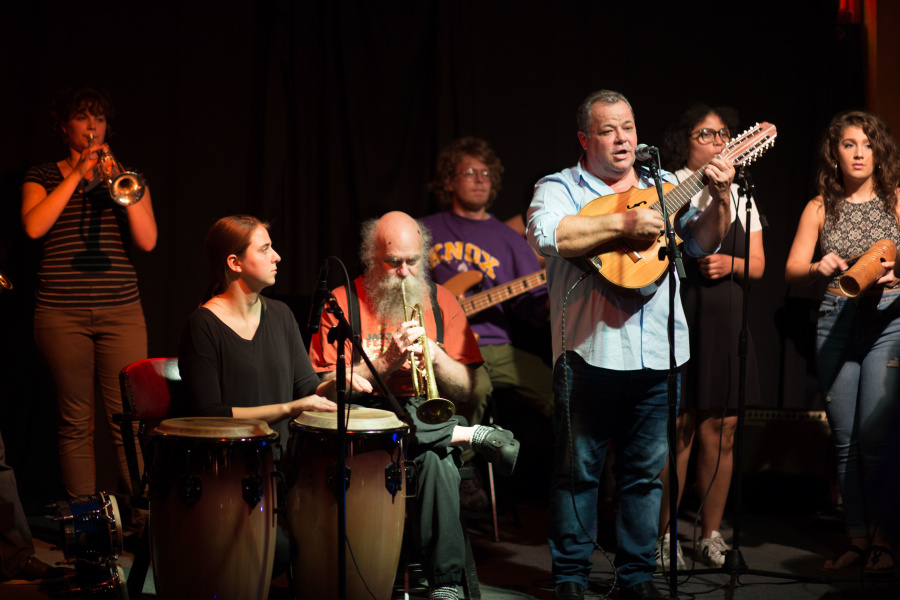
left=308, top=277, right=483, bottom=398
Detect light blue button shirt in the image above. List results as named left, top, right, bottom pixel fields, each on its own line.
left=526, top=160, right=713, bottom=371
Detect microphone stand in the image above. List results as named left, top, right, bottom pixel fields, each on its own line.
left=672, top=169, right=828, bottom=592
left=641, top=149, right=686, bottom=596
left=322, top=293, right=414, bottom=600
left=721, top=170, right=827, bottom=589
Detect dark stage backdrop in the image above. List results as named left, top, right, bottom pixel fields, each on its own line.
left=0, top=1, right=867, bottom=499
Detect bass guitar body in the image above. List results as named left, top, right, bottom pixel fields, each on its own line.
left=577, top=183, right=680, bottom=296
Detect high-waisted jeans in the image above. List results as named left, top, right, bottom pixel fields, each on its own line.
left=816, top=290, right=900, bottom=538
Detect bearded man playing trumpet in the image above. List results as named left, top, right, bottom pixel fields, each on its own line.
left=309, top=210, right=520, bottom=600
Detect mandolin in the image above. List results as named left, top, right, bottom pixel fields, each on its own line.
left=442, top=269, right=547, bottom=317
left=576, top=121, right=777, bottom=295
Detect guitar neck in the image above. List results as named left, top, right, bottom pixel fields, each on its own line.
left=652, top=169, right=707, bottom=217
left=459, top=269, right=547, bottom=317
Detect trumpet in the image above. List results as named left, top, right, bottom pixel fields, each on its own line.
left=0, top=270, right=11, bottom=292
left=89, top=134, right=146, bottom=206
left=401, top=279, right=456, bottom=425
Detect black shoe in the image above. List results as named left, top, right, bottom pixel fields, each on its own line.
left=552, top=581, right=585, bottom=600
left=473, top=425, right=520, bottom=477
left=620, top=580, right=665, bottom=600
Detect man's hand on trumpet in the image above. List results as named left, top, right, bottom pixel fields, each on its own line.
left=381, top=319, right=428, bottom=374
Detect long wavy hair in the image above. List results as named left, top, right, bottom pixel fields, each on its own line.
left=817, top=110, right=900, bottom=222
left=50, top=85, right=115, bottom=144
left=429, top=137, right=504, bottom=210
left=202, top=215, right=270, bottom=302
left=660, top=103, right=740, bottom=172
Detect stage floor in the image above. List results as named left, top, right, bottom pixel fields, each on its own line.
left=4, top=499, right=899, bottom=599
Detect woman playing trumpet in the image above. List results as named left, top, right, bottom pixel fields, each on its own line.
left=786, top=110, right=900, bottom=573
left=21, top=85, right=157, bottom=502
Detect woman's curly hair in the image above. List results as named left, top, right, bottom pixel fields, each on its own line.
left=816, top=110, right=900, bottom=222
left=430, top=137, right=504, bottom=210
left=660, top=103, right=740, bottom=173
left=50, top=85, right=115, bottom=144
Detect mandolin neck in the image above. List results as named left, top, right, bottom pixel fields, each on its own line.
left=651, top=169, right=707, bottom=217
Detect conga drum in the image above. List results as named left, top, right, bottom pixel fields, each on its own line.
left=147, top=417, right=279, bottom=600
left=284, top=407, right=407, bottom=600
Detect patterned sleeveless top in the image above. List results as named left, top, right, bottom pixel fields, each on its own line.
left=23, top=162, right=142, bottom=309
left=821, top=198, right=900, bottom=288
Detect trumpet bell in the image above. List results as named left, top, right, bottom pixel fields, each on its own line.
left=111, top=171, right=145, bottom=206
left=415, top=397, right=456, bottom=425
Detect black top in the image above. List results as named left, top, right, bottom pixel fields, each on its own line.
left=177, top=298, right=321, bottom=449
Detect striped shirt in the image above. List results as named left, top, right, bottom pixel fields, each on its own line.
left=23, top=162, right=142, bottom=309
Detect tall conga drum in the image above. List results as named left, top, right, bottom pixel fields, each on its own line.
left=147, top=417, right=278, bottom=600
left=284, top=407, right=407, bottom=600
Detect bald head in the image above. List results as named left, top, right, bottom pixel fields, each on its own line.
left=359, top=211, right=433, bottom=323
left=375, top=211, right=423, bottom=254
left=360, top=211, right=433, bottom=273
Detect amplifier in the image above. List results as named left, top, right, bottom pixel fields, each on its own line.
left=741, top=409, right=831, bottom=475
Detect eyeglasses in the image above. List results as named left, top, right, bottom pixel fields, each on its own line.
left=454, top=167, right=491, bottom=180
left=691, top=128, right=731, bottom=144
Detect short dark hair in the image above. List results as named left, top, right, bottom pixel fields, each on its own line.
left=576, top=90, right=632, bottom=135
left=50, top=85, right=115, bottom=143
left=430, top=137, right=504, bottom=210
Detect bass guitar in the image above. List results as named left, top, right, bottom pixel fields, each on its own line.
left=442, top=269, right=547, bottom=317
left=576, top=121, right=777, bottom=295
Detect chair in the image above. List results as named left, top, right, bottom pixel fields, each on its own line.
left=115, top=357, right=183, bottom=599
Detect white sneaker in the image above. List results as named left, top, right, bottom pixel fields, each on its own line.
left=697, top=530, right=730, bottom=566
left=654, top=533, right=686, bottom=571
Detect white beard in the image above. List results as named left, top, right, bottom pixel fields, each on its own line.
left=363, top=268, right=432, bottom=327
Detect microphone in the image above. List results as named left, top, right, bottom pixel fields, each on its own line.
left=634, top=144, right=657, bottom=162
left=737, top=167, right=756, bottom=195
left=307, top=259, right=330, bottom=335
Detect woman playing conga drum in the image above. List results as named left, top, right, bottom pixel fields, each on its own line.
left=785, top=110, right=900, bottom=573
left=177, top=215, right=373, bottom=580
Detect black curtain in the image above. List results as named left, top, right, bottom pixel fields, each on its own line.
left=0, top=0, right=858, bottom=501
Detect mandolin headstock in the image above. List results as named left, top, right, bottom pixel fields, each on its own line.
left=720, top=122, right=778, bottom=166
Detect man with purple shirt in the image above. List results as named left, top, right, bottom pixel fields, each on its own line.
left=421, top=137, right=553, bottom=509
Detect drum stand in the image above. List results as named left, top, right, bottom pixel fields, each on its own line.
left=323, top=293, right=414, bottom=600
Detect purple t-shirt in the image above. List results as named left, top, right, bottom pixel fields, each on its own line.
left=420, top=212, right=548, bottom=346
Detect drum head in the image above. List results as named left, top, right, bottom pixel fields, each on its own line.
left=151, top=417, right=277, bottom=440
left=292, top=407, right=407, bottom=433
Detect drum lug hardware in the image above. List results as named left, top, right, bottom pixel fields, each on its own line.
left=242, top=474, right=264, bottom=509
left=327, top=463, right=351, bottom=500
left=403, top=460, right=419, bottom=498
left=384, top=462, right=403, bottom=498
left=177, top=475, right=203, bottom=507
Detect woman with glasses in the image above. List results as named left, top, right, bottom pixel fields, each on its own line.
left=786, top=111, right=900, bottom=573
left=654, top=104, right=766, bottom=571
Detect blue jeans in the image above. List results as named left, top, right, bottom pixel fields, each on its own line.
left=548, top=352, right=675, bottom=589
left=816, top=291, right=900, bottom=538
